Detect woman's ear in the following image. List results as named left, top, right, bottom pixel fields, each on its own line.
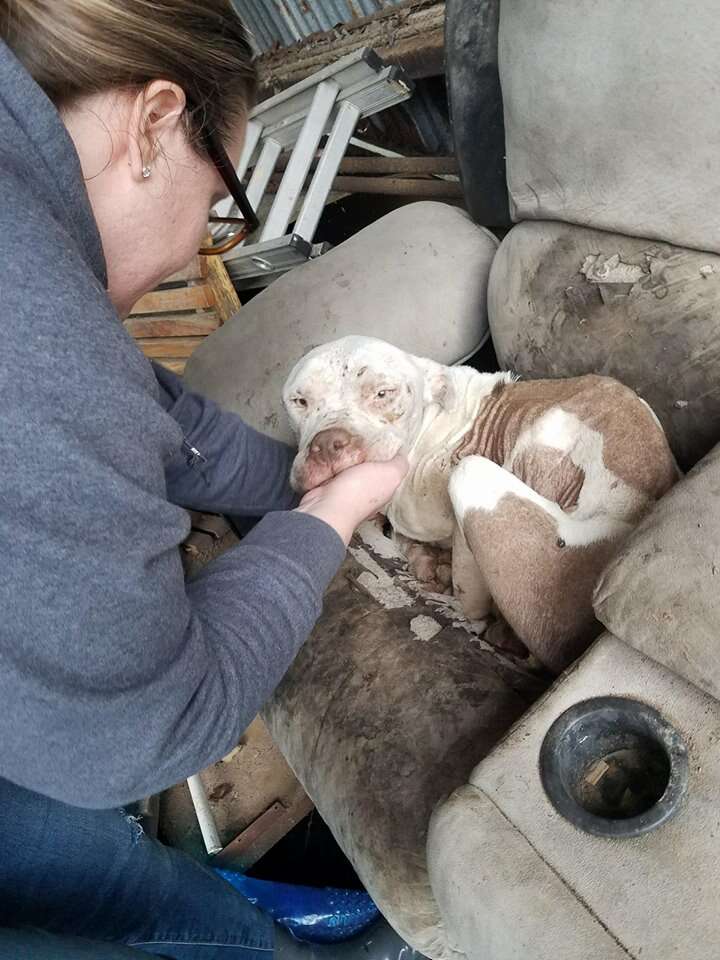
left=126, top=80, right=187, bottom=182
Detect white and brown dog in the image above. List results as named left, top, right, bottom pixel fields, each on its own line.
left=284, top=336, right=677, bottom=673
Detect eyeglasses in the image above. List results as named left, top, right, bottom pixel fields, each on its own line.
left=197, top=124, right=259, bottom=257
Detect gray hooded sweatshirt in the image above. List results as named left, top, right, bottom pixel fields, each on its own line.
left=0, top=40, right=345, bottom=808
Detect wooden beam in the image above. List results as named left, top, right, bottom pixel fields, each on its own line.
left=267, top=173, right=463, bottom=198
left=204, top=253, right=242, bottom=324
left=124, top=313, right=220, bottom=338
left=255, top=0, right=445, bottom=100
left=212, top=791, right=315, bottom=871
left=130, top=286, right=214, bottom=316
left=273, top=155, right=459, bottom=176
left=136, top=336, right=206, bottom=359
left=157, top=359, right=187, bottom=375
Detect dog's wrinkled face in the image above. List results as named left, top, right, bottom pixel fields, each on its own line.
left=284, top=336, right=451, bottom=492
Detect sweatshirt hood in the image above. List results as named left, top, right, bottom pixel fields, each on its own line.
left=0, top=39, right=107, bottom=288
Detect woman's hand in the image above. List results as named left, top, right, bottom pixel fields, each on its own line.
left=296, top=455, right=408, bottom=545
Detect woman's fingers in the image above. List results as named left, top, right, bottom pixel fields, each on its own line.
left=296, top=454, right=408, bottom=545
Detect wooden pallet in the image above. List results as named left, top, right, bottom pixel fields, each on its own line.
left=162, top=513, right=315, bottom=869
left=125, top=253, right=241, bottom=375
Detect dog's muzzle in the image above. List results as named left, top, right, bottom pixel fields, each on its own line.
left=292, top=427, right=367, bottom=492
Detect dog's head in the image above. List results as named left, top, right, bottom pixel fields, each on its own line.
left=284, top=336, right=454, bottom=493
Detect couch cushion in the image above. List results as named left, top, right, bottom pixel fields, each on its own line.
left=185, top=202, right=498, bottom=441
left=499, top=0, right=720, bottom=253
left=488, top=220, right=720, bottom=470
left=263, top=524, right=545, bottom=958
left=429, top=635, right=720, bottom=959
left=594, top=443, right=720, bottom=701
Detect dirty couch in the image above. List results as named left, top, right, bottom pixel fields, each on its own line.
left=185, top=1, right=720, bottom=956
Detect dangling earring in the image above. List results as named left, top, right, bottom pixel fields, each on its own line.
left=142, top=165, right=152, bottom=179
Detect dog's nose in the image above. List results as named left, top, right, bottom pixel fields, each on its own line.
left=310, top=428, right=352, bottom=461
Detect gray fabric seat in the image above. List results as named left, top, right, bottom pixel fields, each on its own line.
left=263, top=532, right=545, bottom=959
left=594, top=442, right=720, bottom=700
left=488, top=0, right=720, bottom=472
left=425, top=444, right=720, bottom=959
left=425, top=2, right=720, bottom=956
left=488, top=221, right=720, bottom=470
left=498, top=0, right=720, bottom=254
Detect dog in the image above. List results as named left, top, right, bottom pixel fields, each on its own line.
left=283, top=336, right=678, bottom=672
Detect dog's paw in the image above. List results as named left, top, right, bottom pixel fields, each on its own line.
left=484, top=617, right=531, bottom=658
left=403, top=541, right=454, bottom=595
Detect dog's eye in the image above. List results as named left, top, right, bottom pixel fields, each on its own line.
left=292, top=397, right=308, bottom=408
left=376, top=388, right=395, bottom=400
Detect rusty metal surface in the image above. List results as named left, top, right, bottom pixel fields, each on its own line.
left=213, top=792, right=315, bottom=870
left=233, top=0, right=406, bottom=52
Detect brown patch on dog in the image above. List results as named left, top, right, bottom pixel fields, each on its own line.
left=360, top=377, right=382, bottom=399
left=510, top=446, right=585, bottom=511
left=462, top=495, right=619, bottom=673
left=454, top=375, right=677, bottom=503
left=358, top=377, right=406, bottom=424
left=451, top=526, right=492, bottom=620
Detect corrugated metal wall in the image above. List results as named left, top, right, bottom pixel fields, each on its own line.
left=232, top=0, right=405, bottom=53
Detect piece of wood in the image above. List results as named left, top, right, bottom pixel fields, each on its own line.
left=136, top=336, right=206, bottom=359
left=130, top=286, right=214, bottom=315
left=212, top=791, right=315, bottom=870
left=124, top=312, right=220, bottom=338
left=161, top=256, right=208, bottom=285
left=274, top=155, right=459, bottom=176
left=127, top=244, right=238, bottom=374
left=204, top=253, right=241, bottom=324
left=267, top=174, right=464, bottom=199
left=158, top=359, right=187, bottom=375
left=256, top=0, right=445, bottom=98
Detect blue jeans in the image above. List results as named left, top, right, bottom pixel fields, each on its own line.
left=0, top=778, right=275, bottom=959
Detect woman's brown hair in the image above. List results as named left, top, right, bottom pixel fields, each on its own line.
left=0, top=0, right=257, bottom=153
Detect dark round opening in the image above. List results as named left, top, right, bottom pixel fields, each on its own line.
left=570, top=735, right=670, bottom=820
left=539, top=696, right=688, bottom=838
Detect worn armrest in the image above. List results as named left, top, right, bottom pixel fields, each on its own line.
left=594, top=443, right=720, bottom=700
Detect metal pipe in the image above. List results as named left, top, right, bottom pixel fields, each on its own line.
left=187, top=774, right=223, bottom=856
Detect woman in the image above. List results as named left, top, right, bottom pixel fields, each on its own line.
left=0, top=1, right=411, bottom=957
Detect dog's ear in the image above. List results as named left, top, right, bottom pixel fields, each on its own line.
left=418, top=359, right=455, bottom=410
